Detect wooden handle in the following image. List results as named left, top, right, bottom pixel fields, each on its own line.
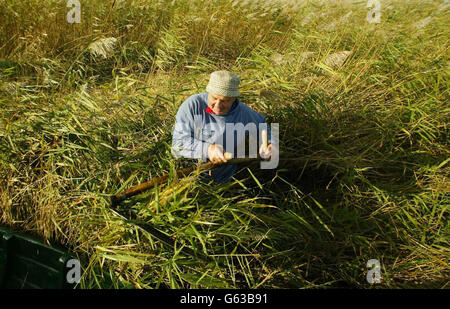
left=262, top=129, right=268, bottom=152
left=110, top=156, right=258, bottom=206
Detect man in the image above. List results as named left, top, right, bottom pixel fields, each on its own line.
left=171, top=70, right=277, bottom=182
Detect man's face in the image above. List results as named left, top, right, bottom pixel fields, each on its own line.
left=208, top=93, right=236, bottom=116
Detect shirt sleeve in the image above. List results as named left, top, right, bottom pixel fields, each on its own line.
left=171, top=101, right=211, bottom=162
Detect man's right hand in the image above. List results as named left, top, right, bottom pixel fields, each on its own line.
left=207, top=144, right=228, bottom=164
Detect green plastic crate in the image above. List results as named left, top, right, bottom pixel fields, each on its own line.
left=0, top=227, right=77, bottom=289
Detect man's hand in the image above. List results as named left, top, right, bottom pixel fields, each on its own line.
left=259, top=143, right=276, bottom=160
left=208, top=144, right=228, bottom=164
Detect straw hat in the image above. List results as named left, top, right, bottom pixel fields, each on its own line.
left=206, top=70, right=240, bottom=97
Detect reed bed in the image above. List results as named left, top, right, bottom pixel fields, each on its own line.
left=0, top=0, right=448, bottom=288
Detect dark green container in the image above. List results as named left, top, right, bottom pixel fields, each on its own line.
left=0, top=227, right=77, bottom=289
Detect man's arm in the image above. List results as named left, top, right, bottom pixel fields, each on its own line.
left=171, top=103, right=211, bottom=162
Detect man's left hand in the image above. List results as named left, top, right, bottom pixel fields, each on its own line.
left=259, top=143, right=276, bottom=160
